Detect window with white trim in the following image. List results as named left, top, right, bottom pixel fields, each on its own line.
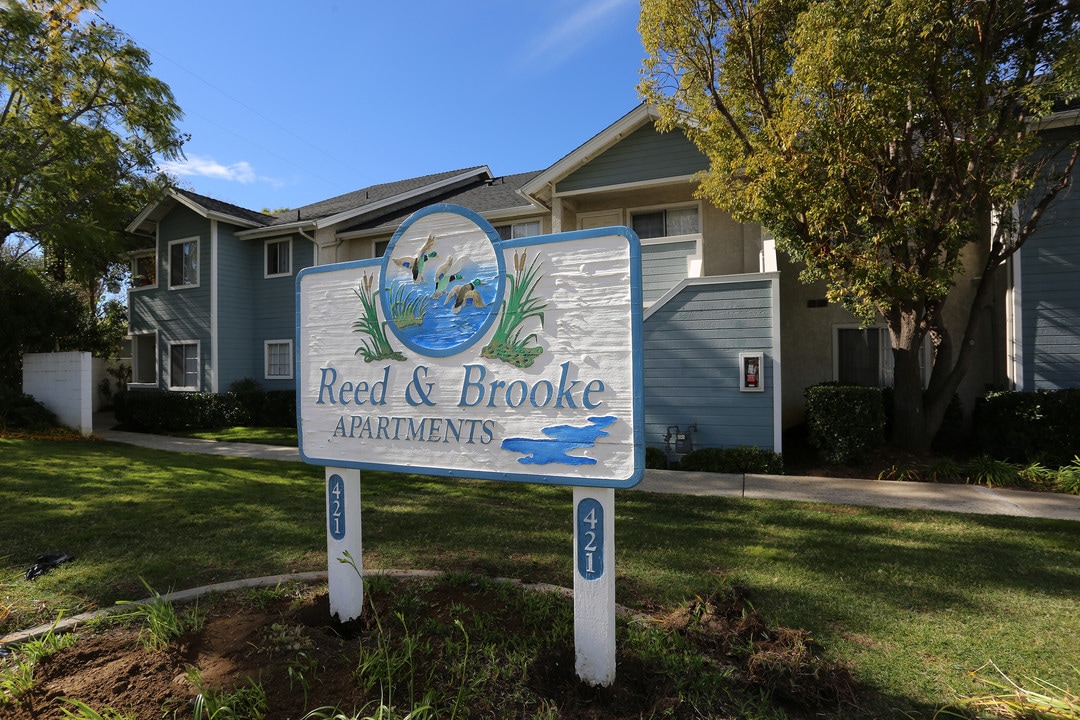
left=375, top=239, right=390, bottom=258
left=168, top=341, right=200, bottom=390
left=168, top=237, right=199, bottom=288
left=265, top=238, right=291, bottom=278
left=494, top=221, right=541, bottom=240
left=131, top=332, right=157, bottom=385
left=264, top=340, right=293, bottom=380
left=631, top=206, right=699, bottom=239
left=131, top=250, right=157, bottom=289
left=833, top=326, right=931, bottom=388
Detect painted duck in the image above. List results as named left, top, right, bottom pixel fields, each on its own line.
left=392, top=234, right=437, bottom=283
left=431, top=256, right=463, bottom=298
left=445, top=279, right=485, bottom=313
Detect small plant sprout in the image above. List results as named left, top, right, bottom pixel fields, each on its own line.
left=1, top=613, right=77, bottom=705
left=58, top=697, right=137, bottom=720
left=188, top=667, right=269, bottom=720
left=114, top=579, right=182, bottom=651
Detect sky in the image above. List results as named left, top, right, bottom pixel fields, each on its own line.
left=95, top=0, right=648, bottom=214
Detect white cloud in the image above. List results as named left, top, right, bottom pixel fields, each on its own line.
left=159, top=155, right=259, bottom=184
left=522, top=0, right=635, bottom=67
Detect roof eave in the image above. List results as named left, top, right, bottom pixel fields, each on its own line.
left=315, top=167, right=495, bottom=229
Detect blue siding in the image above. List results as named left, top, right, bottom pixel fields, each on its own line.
left=252, top=237, right=305, bottom=390
left=557, top=124, right=708, bottom=193
left=643, top=279, right=777, bottom=453
left=129, top=206, right=212, bottom=390
left=216, top=225, right=258, bottom=390
left=642, top=241, right=696, bottom=303
left=1021, top=187, right=1080, bottom=389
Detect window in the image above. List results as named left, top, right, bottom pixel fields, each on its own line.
left=375, top=240, right=390, bottom=258
left=131, top=251, right=156, bottom=289
left=631, top=206, right=699, bottom=239
left=265, top=238, right=291, bottom=277
left=131, top=333, right=157, bottom=385
left=834, top=326, right=931, bottom=388
left=494, top=221, right=541, bottom=240
left=836, top=327, right=891, bottom=387
left=168, top=238, right=199, bottom=288
left=168, top=342, right=200, bottom=390
left=265, top=340, right=293, bottom=380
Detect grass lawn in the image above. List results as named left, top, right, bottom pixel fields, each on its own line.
left=169, top=425, right=299, bottom=446
left=2, top=435, right=1079, bottom=718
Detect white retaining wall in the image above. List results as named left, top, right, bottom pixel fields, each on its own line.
left=22, top=351, right=93, bottom=435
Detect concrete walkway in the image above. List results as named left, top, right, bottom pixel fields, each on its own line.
left=93, top=417, right=1080, bottom=522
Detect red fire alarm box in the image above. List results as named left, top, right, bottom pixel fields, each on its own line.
left=739, top=352, right=764, bottom=392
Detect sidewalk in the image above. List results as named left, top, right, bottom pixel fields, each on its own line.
left=93, top=416, right=1080, bottom=523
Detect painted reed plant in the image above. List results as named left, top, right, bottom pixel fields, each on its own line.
left=353, top=273, right=406, bottom=362
left=481, top=250, right=546, bottom=368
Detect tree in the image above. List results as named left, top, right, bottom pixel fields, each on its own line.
left=639, top=0, right=1080, bottom=452
left=0, top=0, right=185, bottom=292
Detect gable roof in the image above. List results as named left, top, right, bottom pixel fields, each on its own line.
left=238, top=166, right=502, bottom=238
left=126, top=188, right=276, bottom=236
left=520, top=104, right=662, bottom=207
left=335, top=170, right=544, bottom=237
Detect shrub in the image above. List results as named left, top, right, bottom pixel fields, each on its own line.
left=878, top=462, right=925, bottom=482
left=679, top=445, right=784, bottom=474
left=113, top=390, right=296, bottom=432
left=804, top=384, right=886, bottom=466
left=964, top=455, right=1021, bottom=488
left=924, top=457, right=963, bottom=484
left=974, top=389, right=1080, bottom=465
left=645, top=445, right=668, bottom=469
left=0, top=387, right=58, bottom=430
left=1055, top=457, right=1080, bottom=496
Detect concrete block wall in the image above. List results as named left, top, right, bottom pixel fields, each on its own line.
left=22, top=352, right=93, bottom=435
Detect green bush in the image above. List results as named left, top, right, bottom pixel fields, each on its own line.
left=0, top=387, right=58, bottom=430
left=804, top=384, right=886, bottom=466
left=679, top=445, right=784, bottom=474
left=1055, top=458, right=1080, bottom=496
left=964, top=455, right=1021, bottom=488
left=974, top=389, right=1080, bottom=465
left=645, top=445, right=668, bottom=469
left=114, top=390, right=296, bottom=432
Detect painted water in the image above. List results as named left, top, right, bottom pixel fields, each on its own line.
left=501, top=416, right=618, bottom=466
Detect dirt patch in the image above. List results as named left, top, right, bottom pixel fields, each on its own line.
left=2, top=578, right=858, bottom=719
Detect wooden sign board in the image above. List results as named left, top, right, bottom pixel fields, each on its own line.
left=296, top=204, right=643, bottom=488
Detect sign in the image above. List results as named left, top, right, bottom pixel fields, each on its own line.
left=296, top=204, right=644, bottom=488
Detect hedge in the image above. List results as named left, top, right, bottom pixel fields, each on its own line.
left=973, top=389, right=1080, bottom=465
left=114, top=390, right=296, bottom=432
left=804, top=383, right=886, bottom=466
left=678, top=445, right=785, bottom=474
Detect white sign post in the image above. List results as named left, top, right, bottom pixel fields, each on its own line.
left=297, top=204, right=642, bottom=684
left=325, top=467, right=363, bottom=621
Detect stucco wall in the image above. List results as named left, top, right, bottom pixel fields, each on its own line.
left=22, top=351, right=92, bottom=435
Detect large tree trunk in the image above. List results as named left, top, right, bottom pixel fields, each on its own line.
left=887, top=306, right=932, bottom=453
